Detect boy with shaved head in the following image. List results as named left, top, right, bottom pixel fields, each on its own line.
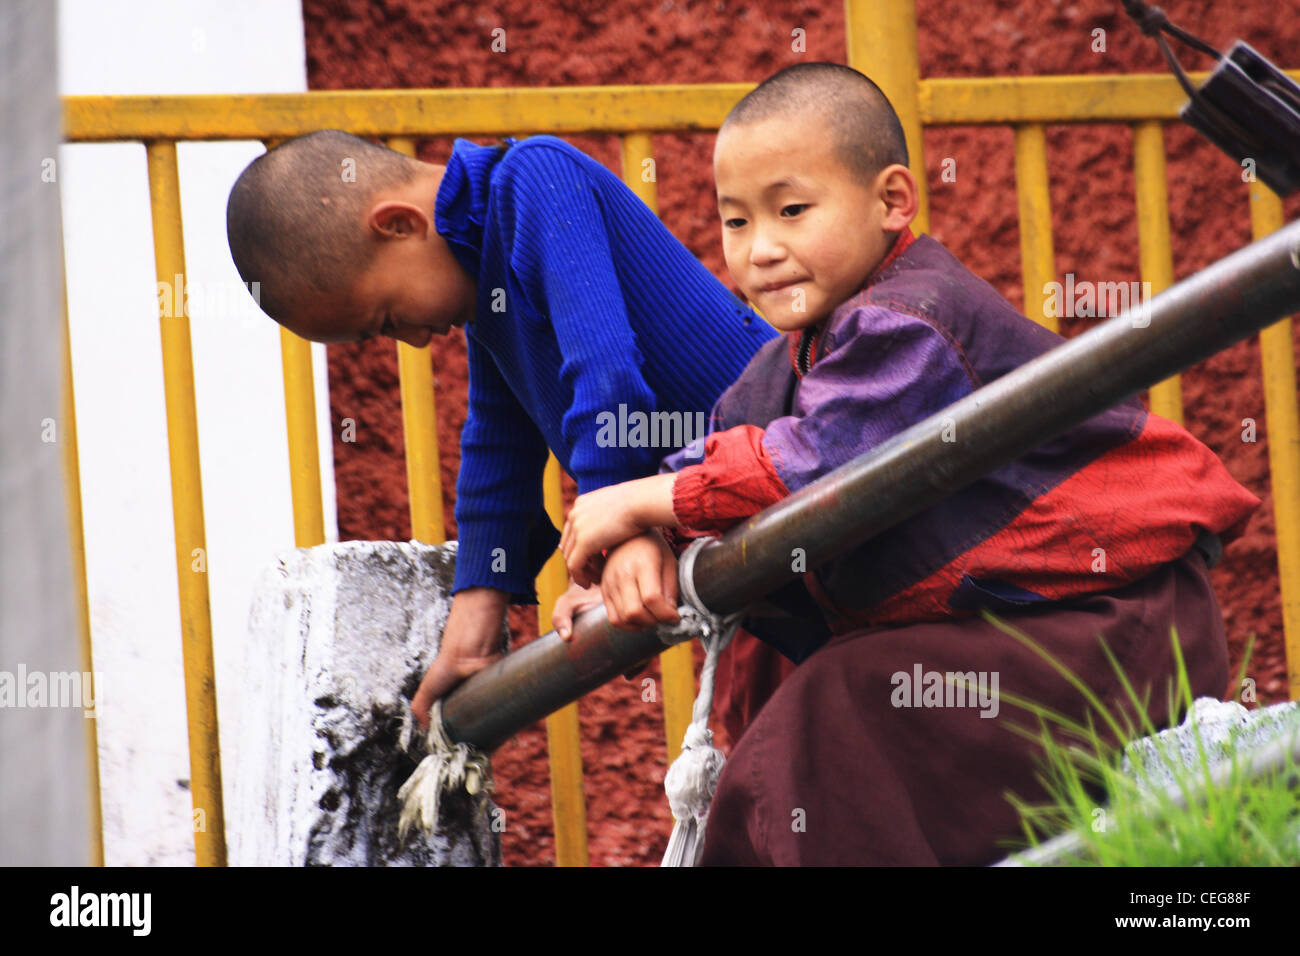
left=561, top=63, right=1258, bottom=865
left=227, top=131, right=775, bottom=729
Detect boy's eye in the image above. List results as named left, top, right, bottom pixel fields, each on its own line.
left=780, top=204, right=809, bottom=218
left=722, top=217, right=747, bottom=229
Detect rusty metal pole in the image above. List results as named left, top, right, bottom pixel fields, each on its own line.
left=443, top=220, right=1300, bottom=752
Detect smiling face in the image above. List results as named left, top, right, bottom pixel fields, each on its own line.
left=282, top=167, right=477, bottom=346
left=341, top=225, right=477, bottom=347
left=714, top=110, right=915, bottom=332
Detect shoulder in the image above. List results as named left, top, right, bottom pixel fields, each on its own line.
left=741, top=332, right=794, bottom=375
left=845, top=234, right=1067, bottom=382
left=713, top=333, right=796, bottom=425
left=495, top=135, right=604, bottom=185
left=862, top=236, right=978, bottom=318
left=817, top=298, right=981, bottom=392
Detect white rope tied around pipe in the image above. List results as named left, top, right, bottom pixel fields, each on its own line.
left=395, top=536, right=737, bottom=861
left=659, top=537, right=741, bottom=868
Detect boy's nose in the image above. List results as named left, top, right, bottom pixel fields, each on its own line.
left=748, top=229, right=786, bottom=266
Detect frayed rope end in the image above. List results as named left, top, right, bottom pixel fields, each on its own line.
left=396, top=700, right=494, bottom=843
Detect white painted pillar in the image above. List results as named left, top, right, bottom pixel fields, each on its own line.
left=58, top=0, right=335, bottom=864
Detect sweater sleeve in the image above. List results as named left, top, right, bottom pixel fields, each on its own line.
left=671, top=425, right=790, bottom=535
left=500, top=145, right=662, bottom=493
left=452, top=335, right=559, bottom=602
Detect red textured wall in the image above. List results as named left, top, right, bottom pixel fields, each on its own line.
left=303, top=0, right=1300, bottom=866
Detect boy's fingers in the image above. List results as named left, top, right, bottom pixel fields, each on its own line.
left=566, top=595, right=605, bottom=639
left=567, top=551, right=587, bottom=586
left=410, top=652, right=502, bottom=728
left=611, top=574, right=660, bottom=629
left=552, top=593, right=572, bottom=637
left=564, top=542, right=587, bottom=580
left=411, top=664, right=448, bottom=731
left=603, top=574, right=636, bottom=629
left=639, top=565, right=680, bottom=624
left=659, top=554, right=680, bottom=619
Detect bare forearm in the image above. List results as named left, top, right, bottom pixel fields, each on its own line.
left=627, top=472, right=679, bottom=530
left=447, top=587, right=510, bottom=653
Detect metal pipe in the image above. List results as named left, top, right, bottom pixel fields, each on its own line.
left=443, top=220, right=1300, bottom=751
left=443, top=605, right=665, bottom=752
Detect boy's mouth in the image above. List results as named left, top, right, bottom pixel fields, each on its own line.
left=760, top=277, right=806, bottom=294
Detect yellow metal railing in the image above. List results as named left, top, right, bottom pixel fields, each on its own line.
left=61, top=0, right=1299, bottom=867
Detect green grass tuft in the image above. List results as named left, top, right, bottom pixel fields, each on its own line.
left=983, top=615, right=1300, bottom=866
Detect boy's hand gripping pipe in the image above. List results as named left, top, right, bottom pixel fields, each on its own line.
left=438, top=220, right=1300, bottom=754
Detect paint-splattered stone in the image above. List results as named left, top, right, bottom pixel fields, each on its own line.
left=1121, top=696, right=1300, bottom=792
left=230, top=539, right=502, bottom=866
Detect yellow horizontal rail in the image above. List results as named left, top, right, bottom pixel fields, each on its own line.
left=61, top=70, right=1300, bottom=143
left=63, top=85, right=752, bottom=140
left=919, top=70, right=1300, bottom=124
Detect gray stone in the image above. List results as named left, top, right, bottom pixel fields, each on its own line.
left=229, top=539, right=502, bottom=866
left=996, top=695, right=1300, bottom=866
left=1121, top=696, right=1300, bottom=792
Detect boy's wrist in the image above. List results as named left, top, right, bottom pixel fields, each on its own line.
left=630, top=473, right=679, bottom=530
left=451, top=586, right=510, bottom=619
left=447, top=587, right=511, bottom=655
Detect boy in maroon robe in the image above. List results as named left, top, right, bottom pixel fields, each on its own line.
left=558, top=62, right=1259, bottom=864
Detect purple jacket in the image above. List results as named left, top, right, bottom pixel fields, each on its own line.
left=663, top=231, right=1258, bottom=660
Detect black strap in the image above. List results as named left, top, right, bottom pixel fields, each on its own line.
left=1192, top=528, right=1222, bottom=569
left=1121, top=0, right=1223, bottom=101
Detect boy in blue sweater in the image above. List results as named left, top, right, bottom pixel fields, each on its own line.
left=226, top=130, right=775, bottom=729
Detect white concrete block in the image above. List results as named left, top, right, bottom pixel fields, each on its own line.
left=231, top=539, right=501, bottom=866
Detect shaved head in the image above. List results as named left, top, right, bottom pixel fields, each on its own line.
left=722, top=62, right=909, bottom=185
left=226, top=130, right=421, bottom=321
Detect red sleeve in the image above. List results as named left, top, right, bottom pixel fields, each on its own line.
left=671, top=425, right=791, bottom=536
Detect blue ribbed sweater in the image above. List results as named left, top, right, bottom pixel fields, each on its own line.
left=436, top=136, right=775, bottom=601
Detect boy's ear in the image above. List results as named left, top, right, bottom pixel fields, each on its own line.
left=878, top=164, right=918, bottom=231
left=367, top=200, right=432, bottom=240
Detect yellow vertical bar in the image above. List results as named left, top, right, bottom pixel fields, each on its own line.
left=388, top=136, right=446, bottom=543
left=844, top=0, right=929, bottom=235
left=620, top=131, right=693, bottom=763
left=145, top=140, right=226, bottom=865
left=1013, top=125, right=1058, bottom=333
left=620, top=131, right=657, bottom=210
left=1250, top=186, right=1300, bottom=701
left=538, top=454, right=589, bottom=866
left=280, top=326, right=327, bottom=547
left=267, top=138, right=327, bottom=548
left=1133, top=121, right=1183, bottom=424
left=61, top=275, right=104, bottom=866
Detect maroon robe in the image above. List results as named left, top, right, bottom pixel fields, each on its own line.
left=699, top=548, right=1229, bottom=865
